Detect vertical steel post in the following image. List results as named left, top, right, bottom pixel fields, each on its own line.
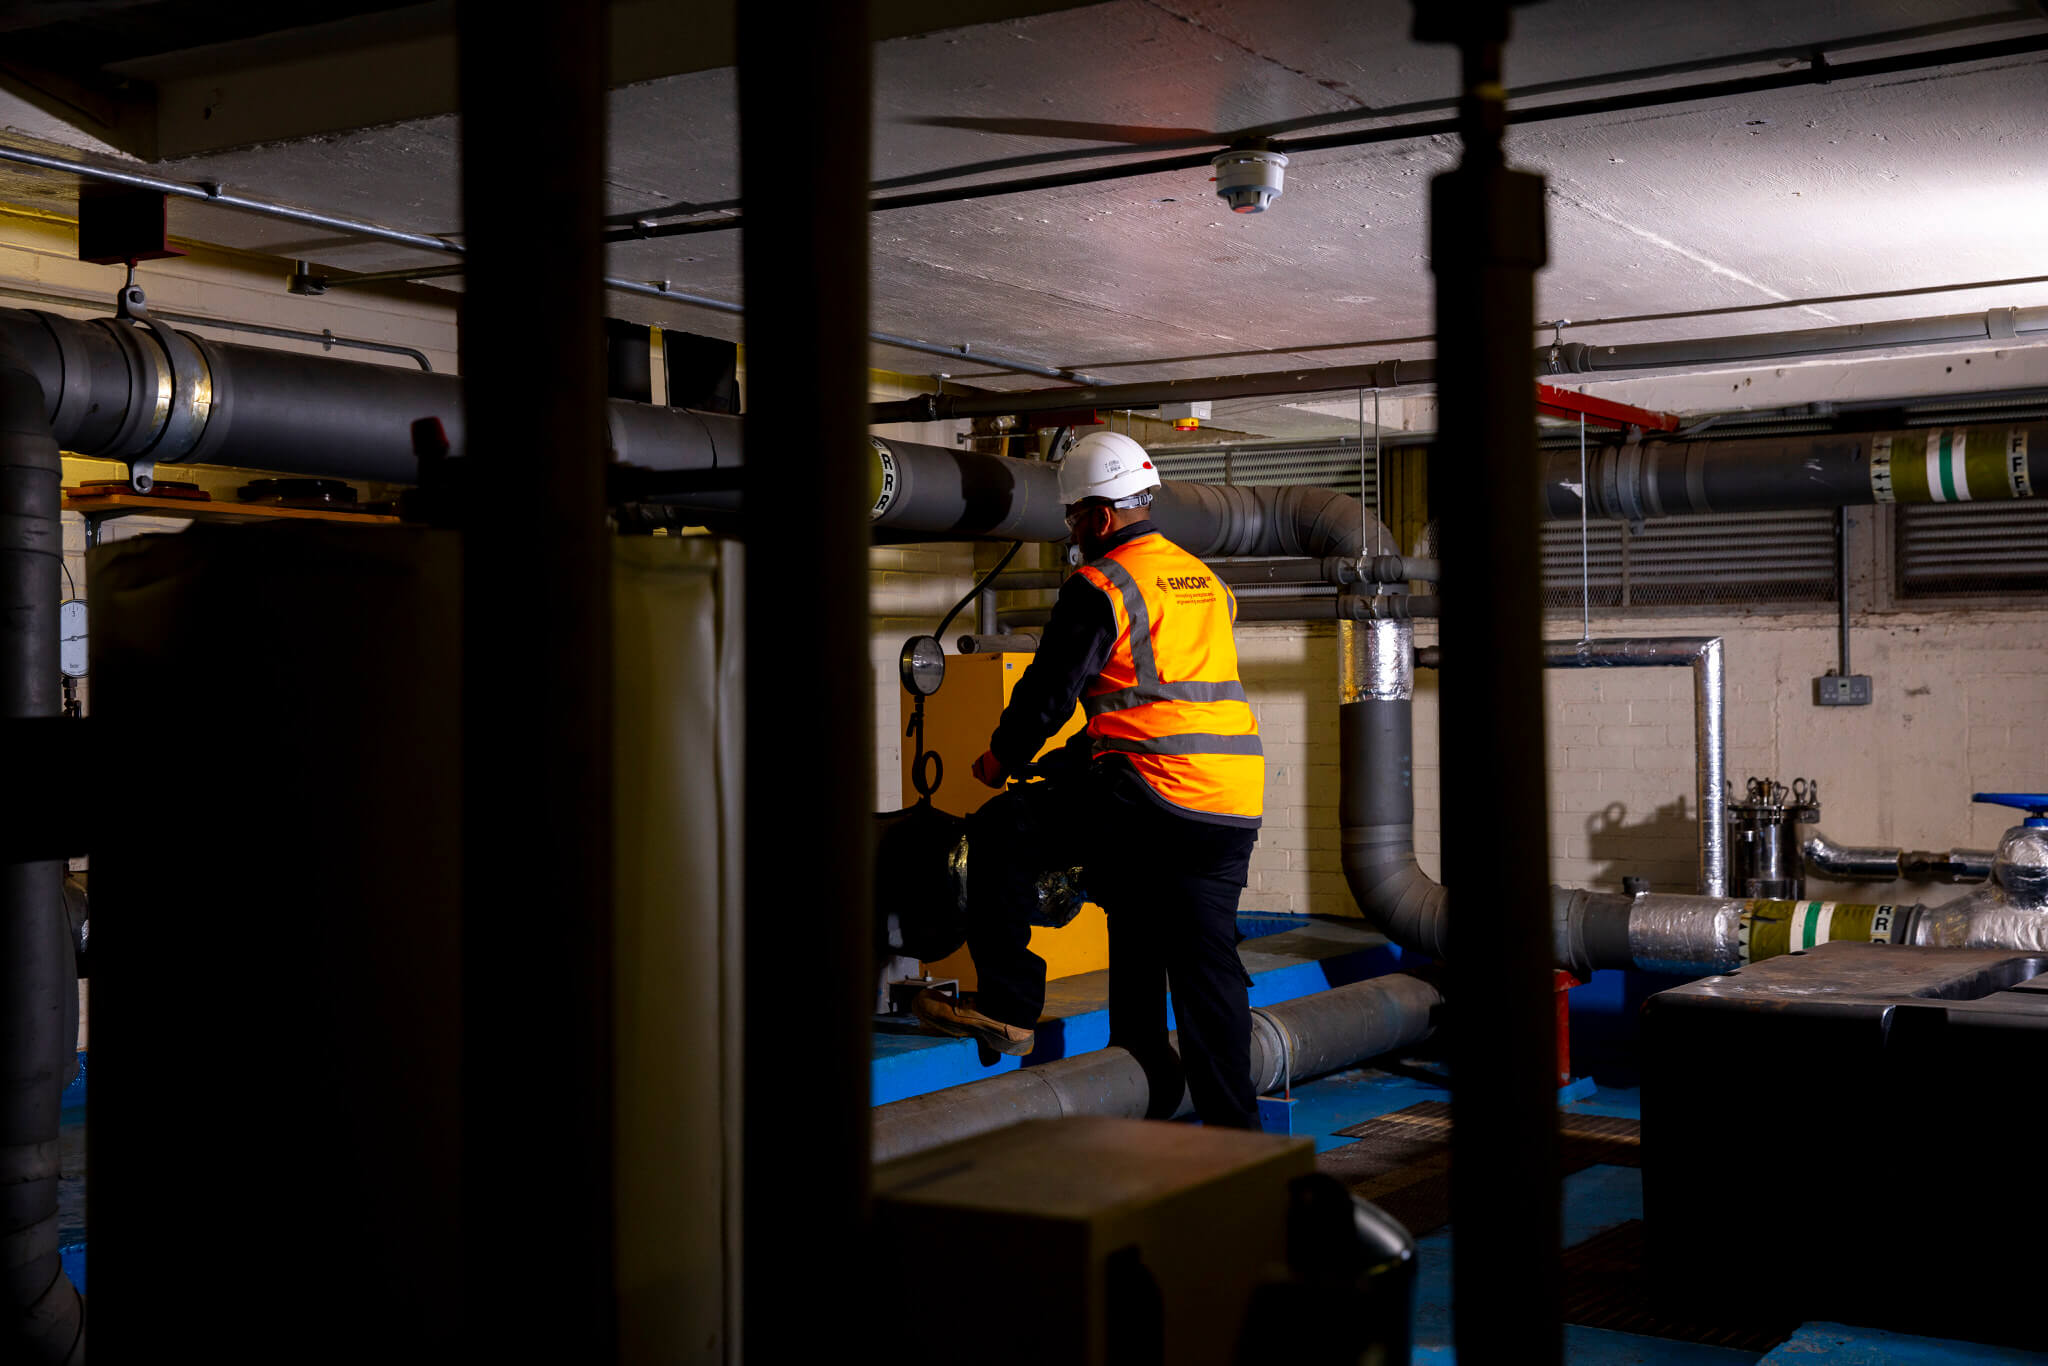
left=737, top=0, right=876, bottom=1358
left=1415, top=3, right=1562, bottom=1362
left=457, top=3, right=614, bottom=1355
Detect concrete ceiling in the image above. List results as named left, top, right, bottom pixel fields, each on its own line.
left=2, top=0, right=2046, bottom=437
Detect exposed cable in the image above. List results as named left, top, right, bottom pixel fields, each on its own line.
left=936, top=539, right=1025, bottom=646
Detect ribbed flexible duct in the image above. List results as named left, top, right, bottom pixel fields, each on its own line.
left=870, top=972, right=1442, bottom=1162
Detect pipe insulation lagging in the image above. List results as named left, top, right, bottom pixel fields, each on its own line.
left=869, top=972, right=1443, bottom=1162
left=1544, top=424, right=2044, bottom=522
left=1556, top=890, right=1936, bottom=977
left=866, top=435, right=1394, bottom=556
left=0, top=362, right=84, bottom=1365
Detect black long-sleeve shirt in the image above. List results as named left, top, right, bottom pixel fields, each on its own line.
left=988, top=521, right=1259, bottom=829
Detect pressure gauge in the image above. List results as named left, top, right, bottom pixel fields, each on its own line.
left=899, top=635, right=945, bottom=697
left=59, top=600, right=87, bottom=679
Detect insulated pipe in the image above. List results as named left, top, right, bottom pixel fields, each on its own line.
left=1339, top=619, right=1450, bottom=959
left=8, top=302, right=2025, bottom=536
left=866, top=439, right=1396, bottom=558
left=0, top=362, right=83, bottom=1363
left=870, top=972, right=1443, bottom=1162
left=1803, top=833, right=1995, bottom=884
left=1801, top=834, right=1904, bottom=882
left=1544, top=424, right=2046, bottom=522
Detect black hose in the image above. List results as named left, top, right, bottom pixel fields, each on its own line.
left=935, top=539, right=1024, bottom=644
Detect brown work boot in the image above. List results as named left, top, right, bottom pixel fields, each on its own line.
left=910, top=990, right=1036, bottom=1056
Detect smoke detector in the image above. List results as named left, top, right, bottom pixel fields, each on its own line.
left=1211, top=149, right=1288, bottom=214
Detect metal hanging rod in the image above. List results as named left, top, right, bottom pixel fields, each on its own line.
left=0, top=144, right=1097, bottom=386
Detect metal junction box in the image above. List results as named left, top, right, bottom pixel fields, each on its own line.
left=874, top=1117, right=1313, bottom=1366
left=1642, top=942, right=2048, bottom=1350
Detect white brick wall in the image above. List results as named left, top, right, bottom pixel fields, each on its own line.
left=1052, top=608, right=2048, bottom=918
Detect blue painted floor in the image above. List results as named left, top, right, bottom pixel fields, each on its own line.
left=1759, top=1326, right=2048, bottom=1364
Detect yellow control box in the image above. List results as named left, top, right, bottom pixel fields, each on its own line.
left=901, top=652, right=1108, bottom=989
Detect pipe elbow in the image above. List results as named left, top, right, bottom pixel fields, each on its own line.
left=1341, top=836, right=1449, bottom=959
left=1801, top=831, right=1904, bottom=881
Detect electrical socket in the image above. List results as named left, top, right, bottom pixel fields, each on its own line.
left=1813, top=673, right=1872, bottom=707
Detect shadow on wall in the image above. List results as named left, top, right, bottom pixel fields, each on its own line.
left=1584, top=797, right=1698, bottom=893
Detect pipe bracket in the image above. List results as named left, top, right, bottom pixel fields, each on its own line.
left=113, top=297, right=214, bottom=492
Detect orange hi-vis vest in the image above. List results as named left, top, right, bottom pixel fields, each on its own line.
left=1073, top=531, right=1264, bottom=821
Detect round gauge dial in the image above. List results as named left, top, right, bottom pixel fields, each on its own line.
left=899, top=635, right=946, bottom=697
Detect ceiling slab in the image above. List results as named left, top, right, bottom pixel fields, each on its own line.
left=0, top=0, right=2042, bottom=400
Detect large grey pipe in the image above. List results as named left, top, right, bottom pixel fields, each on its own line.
left=1545, top=424, right=2046, bottom=522
left=2, top=305, right=2030, bottom=529
left=871, top=972, right=1442, bottom=1162
left=0, top=362, right=84, bottom=1363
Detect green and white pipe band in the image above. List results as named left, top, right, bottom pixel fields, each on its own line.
left=1738, top=900, right=1900, bottom=964
left=1870, top=428, right=2032, bottom=503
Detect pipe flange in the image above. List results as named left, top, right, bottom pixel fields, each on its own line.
left=1593, top=440, right=1622, bottom=521
left=1614, top=426, right=1647, bottom=532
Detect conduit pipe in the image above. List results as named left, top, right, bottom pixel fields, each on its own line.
left=870, top=308, right=2048, bottom=425
left=870, top=972, right=1443, bottom=1162
left=0, top=362, right=84, bottom=1363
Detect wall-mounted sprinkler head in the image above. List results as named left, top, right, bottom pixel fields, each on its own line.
left=1211, top=148, right=1288, bottom=214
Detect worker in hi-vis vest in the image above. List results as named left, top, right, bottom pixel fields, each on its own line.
left=913, top=430, right=1265, bottom=1130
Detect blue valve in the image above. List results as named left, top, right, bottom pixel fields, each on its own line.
left=1973, top=793, right=2048, bottom=829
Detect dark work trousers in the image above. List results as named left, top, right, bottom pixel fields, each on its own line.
left=963, top=763, right=1261, bottom=1130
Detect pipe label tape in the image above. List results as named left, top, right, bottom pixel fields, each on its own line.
left=869, top=437, right=897, bottom=520
left=1739, top=901, right=1896, bottom=963
left=1873, top=429, right=2026, bottom=504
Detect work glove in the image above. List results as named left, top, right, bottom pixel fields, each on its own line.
left=971, top=749, right=1007, bottom=789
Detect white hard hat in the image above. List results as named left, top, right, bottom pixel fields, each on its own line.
left=1057, top=430, right=1161, bottom=505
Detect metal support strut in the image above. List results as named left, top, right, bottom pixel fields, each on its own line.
left=1415, top=4, right=1562, bottom=1362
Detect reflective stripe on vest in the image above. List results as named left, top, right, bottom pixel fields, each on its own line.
left=1076, top=535, right=1263, bottom=820
left=1093, top=732, right=1266, bottom=757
